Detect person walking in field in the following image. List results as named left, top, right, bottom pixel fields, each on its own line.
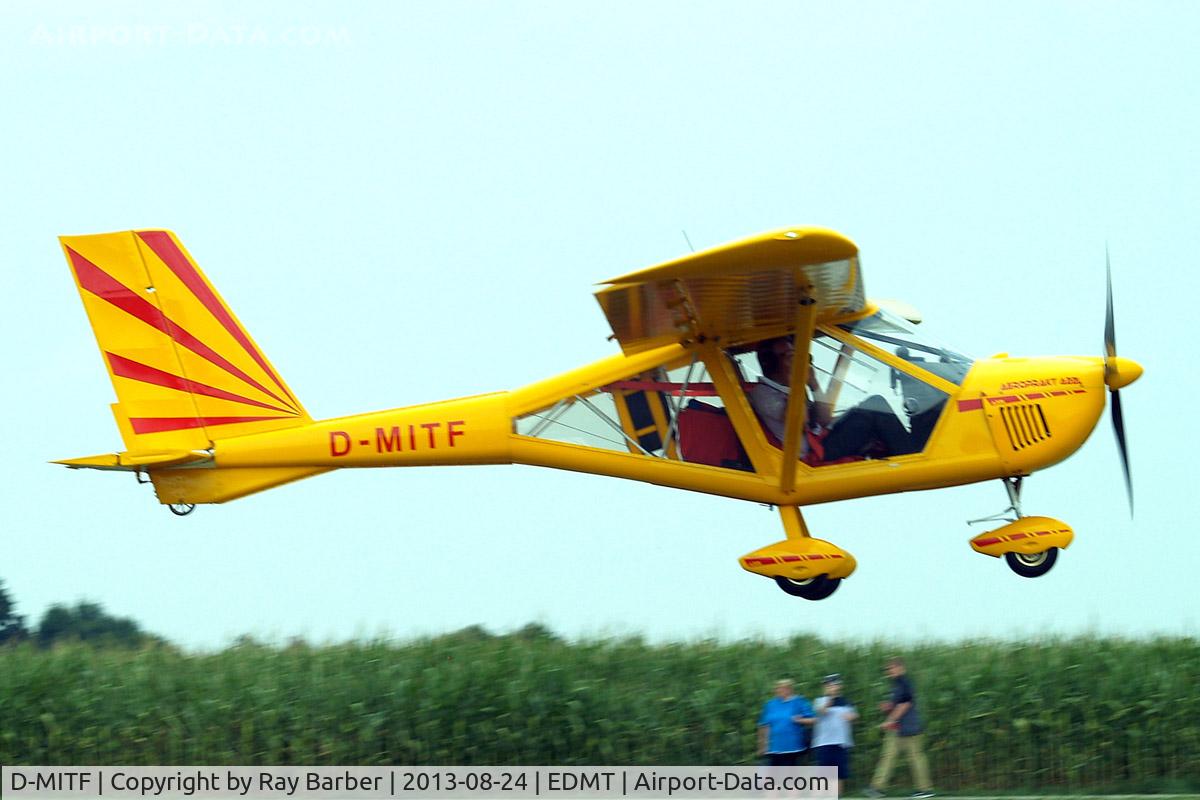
left=812, top=674, right=858, bottom=794
left=865, top=657, right=934, bottom=798
left=757, top=678, right=815, bottom=766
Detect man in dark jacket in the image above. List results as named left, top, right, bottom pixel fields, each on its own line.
left=865, top=657, right=933, bottom=798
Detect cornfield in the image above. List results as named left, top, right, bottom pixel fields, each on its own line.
left=1, top=634, right=1197, bottom=791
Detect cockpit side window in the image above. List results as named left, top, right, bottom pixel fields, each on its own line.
left=722, top=330, right=953, bottom=465
left=809, top=335, right=949, bottom=460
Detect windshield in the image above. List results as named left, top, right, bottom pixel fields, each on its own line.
left=839, top=309, right=974, bottom=385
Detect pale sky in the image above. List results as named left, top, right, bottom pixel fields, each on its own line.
left=2, top=1, right=1196, bottom=649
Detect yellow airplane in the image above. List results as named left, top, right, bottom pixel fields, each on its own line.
left=56, top=227, right=1141, bottom=599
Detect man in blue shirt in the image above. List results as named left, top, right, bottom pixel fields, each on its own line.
left=757, top=679, right=816, bottom=766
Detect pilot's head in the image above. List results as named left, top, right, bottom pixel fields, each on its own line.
left=756, top=337, right=794, bottom=383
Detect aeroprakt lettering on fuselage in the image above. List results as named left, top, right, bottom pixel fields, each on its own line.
left=329, top=421, right=465, bottom=456
left=999, top=376, right=1083, bottom=391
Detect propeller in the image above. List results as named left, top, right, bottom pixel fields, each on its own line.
left=1103, top=248, right=1136, bottom=516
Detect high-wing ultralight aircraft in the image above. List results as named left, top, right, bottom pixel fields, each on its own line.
left=56, top=228, right=1141, bottom=599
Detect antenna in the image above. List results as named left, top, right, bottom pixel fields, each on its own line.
left=682, top=229, right=695, bottom=253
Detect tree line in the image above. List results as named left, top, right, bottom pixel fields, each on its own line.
left=0, top=578, right=159, bottom=647
left=0, top=578, right=557, bottom=649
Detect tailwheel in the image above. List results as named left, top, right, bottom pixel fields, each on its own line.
left=1005, top=547, right=1058, bottom=578
left=168, top=502, right=196, bottom=516
left=774, top=574, right=841, bottom=600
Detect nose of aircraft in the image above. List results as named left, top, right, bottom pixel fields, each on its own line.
left=1105, top=356, right=1143, bottom=390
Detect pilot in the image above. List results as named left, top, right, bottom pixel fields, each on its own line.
left=751, top=337, right=912, bottom=462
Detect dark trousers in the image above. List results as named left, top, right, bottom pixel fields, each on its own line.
left=766, top=751, right=802, bottom=766
left=814, top=744, right=851, bottom=779
left=823, top=395, right=913, bottom=460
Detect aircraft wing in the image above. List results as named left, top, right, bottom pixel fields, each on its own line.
left=595, top=227, right=864, bottom=355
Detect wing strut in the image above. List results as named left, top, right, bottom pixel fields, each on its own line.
left=779, top=282, right=818, bottom=493
left=701, top=342, right=779, bottom=477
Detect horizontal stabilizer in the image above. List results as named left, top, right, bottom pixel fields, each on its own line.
left=54, top=450, right=213, bottom=470
left=53, top=453, right=124, bottom=470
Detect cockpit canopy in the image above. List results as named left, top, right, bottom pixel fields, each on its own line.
left=840, top=308, right=974, bottom=386
left=515, top=305, right=976, bottom=472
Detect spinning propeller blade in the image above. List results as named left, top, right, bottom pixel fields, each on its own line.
left=1105, top=247, right=1116, bottom=361
left=1104, top=250, right=1133, bottom=516
left=1111, top=389, right=1133, bottom=515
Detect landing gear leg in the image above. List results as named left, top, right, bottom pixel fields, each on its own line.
left=968, top=477, right=1024, bottom=525
left=1004, top=476, right=1023, bottom=517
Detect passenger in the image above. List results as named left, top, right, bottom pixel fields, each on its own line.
left=750, top=336, right=912, bottom=462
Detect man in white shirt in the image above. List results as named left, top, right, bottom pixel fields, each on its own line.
left=812, top=673, right=858, bottom=794
left=749, top=337, right=831, bottom=457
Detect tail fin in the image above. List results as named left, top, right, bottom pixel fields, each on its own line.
left=60, top=230, right=310, bottom=451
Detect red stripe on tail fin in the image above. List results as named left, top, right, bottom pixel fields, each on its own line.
left=129, top=415, right=287, bottom=434
left=69, top=247, right=297, bottom=411
left=106, top=352, right=295, bottom=414
left=137, top=231, right=298, bottom=407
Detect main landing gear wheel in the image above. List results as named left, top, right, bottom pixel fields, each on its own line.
left=1005, top=547, right=1058, bottom=578
left=168, top=503, right=196, bottom=516
left=774, top=575, right=841, bottom=600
